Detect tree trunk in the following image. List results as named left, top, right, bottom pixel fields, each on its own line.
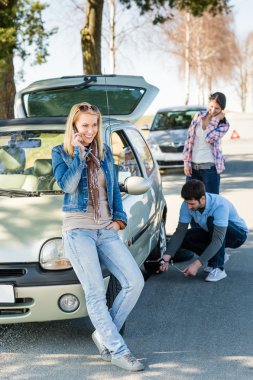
left=184, top=12, right=190, bottom=105
left=109, top=0, right=116, bottom=73
left=0, top=0, right=17, bottom=118
left=81, top=0, right=104, bottom=74
left=0, top=54, right=16, bottom=119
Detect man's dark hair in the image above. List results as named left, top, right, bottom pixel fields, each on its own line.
left=181, top=180, right=206, bottom=201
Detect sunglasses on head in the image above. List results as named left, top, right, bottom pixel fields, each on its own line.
left=78, top=104, right=99, bottom=113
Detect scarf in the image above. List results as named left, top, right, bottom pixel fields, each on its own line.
left=86, top=140, right=101, bottom=223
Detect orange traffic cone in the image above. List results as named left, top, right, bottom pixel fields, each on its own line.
left=230, top=130, right=240, bottom=139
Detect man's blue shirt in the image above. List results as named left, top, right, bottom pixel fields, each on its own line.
left=179, top=192, right=249, bottom=232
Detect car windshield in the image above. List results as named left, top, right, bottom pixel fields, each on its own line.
left=0, top=130, right=63, bottom=194
left=22, top=85, right=146, bottom=117
left=150, top=109, right=204, bottom=131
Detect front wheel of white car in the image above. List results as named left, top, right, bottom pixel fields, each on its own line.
left=144, top=218, right=167, bottom=275
left=151, top=218, right=167, bottom=260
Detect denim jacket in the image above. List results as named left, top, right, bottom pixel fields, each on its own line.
left=51, top=143, right=127, bottom=225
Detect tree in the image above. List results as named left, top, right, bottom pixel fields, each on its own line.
left=190, top=12, right=236, bottom=103
left=119, top=0, right=231, bottom=23
left=0, top=0, right=56, bottom=118
left=82, top=0, right=231, bottom=75
left=157, top=10, right=236, bottom=104
left=103, top=0, right=146, bottom=73
left=108, top=0, right=116, bottom=73
left=81, top=0, right=104, bottom=74
left=233, top=33, right=253, bottom=112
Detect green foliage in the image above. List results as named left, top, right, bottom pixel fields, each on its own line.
left=119, top=0, right=232, bottom=24
left=0, top=0, right=57, bottom=65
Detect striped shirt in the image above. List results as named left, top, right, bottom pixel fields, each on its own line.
left=183, top=111, right=230, bottom=174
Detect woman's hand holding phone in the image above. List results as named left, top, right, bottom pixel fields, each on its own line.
left=72, top=126, right=86, bottom=155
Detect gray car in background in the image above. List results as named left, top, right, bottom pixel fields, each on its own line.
left=146, top=106, right=207, bottom=169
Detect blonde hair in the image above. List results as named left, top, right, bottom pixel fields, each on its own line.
left=63, top=102, right=104, bottom=159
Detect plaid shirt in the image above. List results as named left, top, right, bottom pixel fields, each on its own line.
left=183, top=111, right=230, bottom=174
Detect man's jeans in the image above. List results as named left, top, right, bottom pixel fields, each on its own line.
left=63, top=228, right=144, bottom=358
left=181, top=219, right=247, bottom=268
left=187, top=166, right=220, bottom=194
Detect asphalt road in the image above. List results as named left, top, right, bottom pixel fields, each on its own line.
left=0, top=113, right=252, bottom=380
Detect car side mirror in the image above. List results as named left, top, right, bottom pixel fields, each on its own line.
left=119, top=176, right=150, bottom=195
left=141, top=124, right=149, bottom=130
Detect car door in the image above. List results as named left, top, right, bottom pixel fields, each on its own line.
left=109, top=127, right=158, bottom=266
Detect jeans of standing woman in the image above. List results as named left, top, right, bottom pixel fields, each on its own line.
left=187, top=165, right=220, bottom=194
left=180, top=218, right=247, bottom=269
left=187, top=166, right=220, bottom=228
left=63, top=227, right=144, bottom=358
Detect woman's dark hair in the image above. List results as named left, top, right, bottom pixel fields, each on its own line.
left=209, top=92, right=226, bottom=110
left=181, top=180, right=206, bottom=201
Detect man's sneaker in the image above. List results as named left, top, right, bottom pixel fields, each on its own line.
left=204, top=252, right=230, bottom=273
left=204, top=265, right=213, bottom=273
left=92, top=332, right=111, bottom=362
left=205, top=268, right=227, bottom=282
left=111, top=353, right=144, bottom=372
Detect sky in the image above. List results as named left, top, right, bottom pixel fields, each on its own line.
left=14, top=0, right=253, bottom=116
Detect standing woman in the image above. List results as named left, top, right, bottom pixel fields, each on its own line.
left=183, top=92, right=230, bottom=194
left=51, top=102, right=144, bottom=372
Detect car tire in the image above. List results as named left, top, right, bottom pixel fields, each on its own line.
left=144, top=218, right=167, bottom=275
left=149, top=218, right=167, bottom=260
left=106, top=274, right=125, bottom=335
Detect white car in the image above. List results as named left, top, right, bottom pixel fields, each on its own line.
left=0, top=75, right=167, bottom=324
left=146, top=106, right=207, bottom=169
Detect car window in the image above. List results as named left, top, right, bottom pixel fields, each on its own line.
left=150, top=109, right=201, bottom=131
left=125, top=128, right=154, bottom=176
left=22, top=85, right=146, bottom=117
left=110, top=131, right=141, bottom=184
left=0, top=130, right=63, bottom=192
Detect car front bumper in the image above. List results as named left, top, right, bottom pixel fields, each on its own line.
left=0, top=263, right=110, bottom=324
left=150, top=151, right=184, bottom=168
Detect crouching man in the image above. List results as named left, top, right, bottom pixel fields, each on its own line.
left=160, top=180, right=248, bottom=282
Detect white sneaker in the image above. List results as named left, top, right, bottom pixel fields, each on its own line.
left=204, top=252, right=230, bottom=273
left=111, top=353, right=144, bottom=371
left=205, top=268, right=227, bottom=282
left=204, top=265, right=213, bottom=273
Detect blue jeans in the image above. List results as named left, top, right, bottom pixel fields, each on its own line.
left=63, top=228, right=144, bottom=358
left=187, top=165, right=220, bottom=194
left=181, top=219, right=247, bottom=268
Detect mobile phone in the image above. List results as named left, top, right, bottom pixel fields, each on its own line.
left=73, top=125, right=85, bottom=144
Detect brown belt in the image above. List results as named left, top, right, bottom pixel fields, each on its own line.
left=192, top=162, right=215, bottom=170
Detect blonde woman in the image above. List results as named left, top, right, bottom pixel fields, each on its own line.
left=52, top=103, right=144, bottom=372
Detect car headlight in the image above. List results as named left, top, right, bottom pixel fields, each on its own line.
left=40, top=238, right=72, bottom=270
left=147, top=141, right=159, bottom=151
left=58, top=294, right=80, bottom=313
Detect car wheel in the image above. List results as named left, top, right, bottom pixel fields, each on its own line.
left=149, top=218, right=167, bottom=260
left=106, top=274, right=125, bottom=335
left=144, top=218, right=167, bottom=275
